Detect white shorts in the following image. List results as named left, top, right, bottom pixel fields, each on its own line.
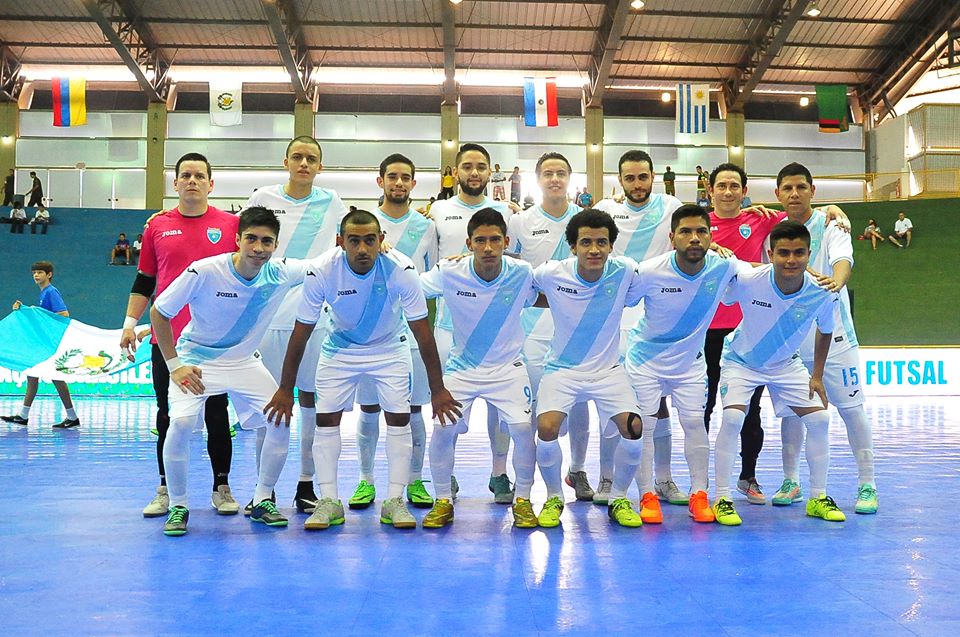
left=522, top=337, right=551, bottom=393
left=257, top=324, right=327, bottom=393
left=315, top=349, right=412, bottom=414
left=442, top=359, right=533, bottom=434
left=801, top=346, right=866, bottom=410
left=628, top=361, right=707, bottom=420
left=537, top=365, right=640, bottom=437
left=720, top=356, right=825, bottom=416
left=168, top=354, right=277, bottom=430
left=357, top=345, right=430, bottom=407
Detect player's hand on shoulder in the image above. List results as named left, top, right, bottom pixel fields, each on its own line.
left=443, top=253, right=468, bottom=263
left=507, top=201, right=522, bottom=214
left=144, top=208, right=174, bottom=228
left=710, top=243, right=734, bottom=258
left=431, top=388, right=463, bottom=427
left=743, top=204, right=778, bottom=219
left=263, top=387, right=295, bottom=427
left=172, top=365, right=205, bottom=395
left=380, top=239, right=393, bottom=254
left=613, top=193, right=625, bottom=204
left=823, top=205, right=850, bottom=232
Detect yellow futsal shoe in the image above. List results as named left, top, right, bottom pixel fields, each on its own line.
left=608, top=497, right=643, bottom=528
left=512, top=497, right=538, bottom=528
left=713, top=497, right=742, bottom=526
left=422, top=498, right=455, bottom=529
left=537, top=496, right=565, bottom=528
left=806, top=495, right=846, bottom=522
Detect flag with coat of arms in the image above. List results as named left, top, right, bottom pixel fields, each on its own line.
left=677, top=83, right=710, bottom=134
left=210, top=82, right=242, bottom=127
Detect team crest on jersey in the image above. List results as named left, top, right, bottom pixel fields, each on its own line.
left=603, top=283, right=617, bottom=296
left=739, top=224, right=751, bottom=239
left=793, top=307, right=807, bottom=321
left=207, top=227, right=222, bottom=244
left=501, top=293, right=513, bottom=305
left=374, top=284, right=386, bottom=295
left=705, top=278, right=718, bottom=295
left=260, top=288, right=272, bottom=299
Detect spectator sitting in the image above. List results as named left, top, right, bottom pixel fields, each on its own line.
left=131, top=233, right=143, bottom=262
left=863, top=218, right=885, bottom=251
left=111, top=232, right=132, bottom=265
left=9, top=200, right=26, bottom=234
left=29, top=203, right=50, bottom=235
left=888, top=211, right=913, bottom=248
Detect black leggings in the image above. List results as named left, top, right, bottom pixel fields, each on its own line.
left=151, top=344, right=232, bottom=489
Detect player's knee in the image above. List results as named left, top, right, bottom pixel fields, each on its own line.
left=315, top=412, right=342, bottom=428
left=384, top=412, right=411, bottom=427
left=297, top=391, right=315, bottom=408
left=360, top=404, right=381, bottom=414
left=619, top=412, right=643, bottom=440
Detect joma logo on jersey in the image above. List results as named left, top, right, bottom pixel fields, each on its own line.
left=160, top=229, right=183, bottom=238
left=456, top=290, right=477, bottom=297
left=661, top=287, right=682, bottom=293
left=337, top=289, right=357, bottom=296
left=557, top=285, right=578, bottom=294
left=751, top=299, right=771, bottom=307
left=613, top=214, right=630, bottom=220
left=216, top=291, right=238, bottom=298
left=532, top=229, right=550, bottom=236
left=446, top=215, right=463, bottom=221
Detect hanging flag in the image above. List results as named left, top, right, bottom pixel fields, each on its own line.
left=677, top=83, right=709, bottom=134
left=816, top=84, right=849, bottom=133
left=0, top=307, right=150, bottom=381
left=51, top=77, right=87, bottom=127
left=210, top=81, right=242, bottom=127
left=523, top=77, right=559, bottom=127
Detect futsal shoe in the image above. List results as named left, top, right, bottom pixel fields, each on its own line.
left=565, top=470, right=596, bottom=501
left=489, top=473, right=515, bottom=504
left=772, top=479, right=803, bottom=506
left=806, top=495, right=846, bottom=522
left=512, top=498, right=538, bottom=528
left=1, top=415, right=28, bottom=426
left=712, top=497, right=742, bottom=526
left=406, top=479, right=434, bottom=508
left=163, top=506, right=189, bottom=536
left=348, top=480, right=376, bottom=509
left=304, top=498, right=346, bottom=530
left=244, top=490, right=275, bottom=516
left=294, top=481, right=318, bottom=514
left=855, top=484, right=879, bottom=515
left=639, top=491, right=664, bottom=524
left=592, top=478, right=613, bottom=505
left=737, top=478, right=766, bottom=505
left=53, top=418, right=80, bottom=429
left=251, top=500, right=288, bottom=527
left=537, top=496, right=565, bottom=528
left=608, top=497, right=643, bottom=527
left=655, top=479, right=689, bottom=505
left=688, top=490, right=716, bottom=523
left=380, top=497, right=417, bottom=529
left=211, top=485, right=240, bottom=515
left=422, top=498, right=455, bottom=529
left=142, top=485, right=169, bottom=518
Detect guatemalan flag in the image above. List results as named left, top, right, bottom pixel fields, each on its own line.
left=677, top=83, right=709, bottom=134
left=51, top=77, right=87, bottom=127
left=0, top=307, right=149, bottom=381
left=523, top=77, right=558, bottom=127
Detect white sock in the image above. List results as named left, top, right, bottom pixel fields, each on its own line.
left=298, top=406, right=316, bottom=481
left=838, top=405, right=875, bottom=486
left=714, top=409, right=746, bottom=499
left=19, top=404, right=30, bottom=419
left=802, top=410, right=831, bottom=496
left=255, top=423, right=290, bottom=504
left=429, top=422, right=457, bottom=500
left=508, top=421, right=536, bottom=500
left=312, top=426, right=341, bottom=500
left=653, top=417, right=673, bottom=482
left=488, top=407, right=510, bottom=476
left=385, top=425, right=413, bottom=499
left=65, top=407, right=78, bottom=420
left=598, top=429, right=618, bottom=480
left=567, top=402, right=590, bottom=472
left=356, top=410, right=380, bottom=483
left=781, top=415, right=804, bottom=482
left=163, top=417, right=193, bottom=508
left=612, top=436, right=643, bottom=499
left=536, top=438, right=564, bottom=498
left=679, top=415, right=710, bottom=493
left=409, top=411, right=426, bottom=481
left=634, top=415, right=658, bottom=494
left=255, top=426, right=266, bottom=473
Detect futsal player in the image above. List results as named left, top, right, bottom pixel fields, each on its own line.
left=419, top=208, right=541, bottom=528
left=119, top=153, right=240, bottom=519
left=532, top=209, right=646, bottom=528
left=774, top=162, right=877, bottom=514
left=712, top=220, right=845, bottom=525
left=242, top=136, right=349, bottom=515
left=264, top=210, right=461, bottom=531
left=506, top=152, right=594, bottom=502
left=353, top=153, right=439, bottom=510
left=150, top=207, right=307, bottom=536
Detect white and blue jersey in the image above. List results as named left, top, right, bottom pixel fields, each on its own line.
left=244, top=184, right=349, bottom=330
left=430, top=195, right=513, bottom=332
left=420, top=255, right=538, bottom=373
left=154, top=254, right=308, bottom=365
left=507, top=202, right=579, bottom=341
left=534, top=256, right=643, bottom=375
left=297, top=248, right=428, bottom=359
left=799, top=207, right=858, bottom=359
left=627, top=252, right=751, bottom=375
left=373, top=208, right=438, bottom=275
left=721, top=265, right=838, bottom=373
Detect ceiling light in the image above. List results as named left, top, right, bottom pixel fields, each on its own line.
left=806, top=1, right=821, bottom=17
left=800, top=96, right=810, bottom=107
left=661, top=91, right=671, bottom=102
left=450, top=0, right=463, bottom=5
left=631, top=1, right=645, bottom=9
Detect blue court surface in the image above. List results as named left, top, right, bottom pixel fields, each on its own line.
left=1, top=395, right=957, bottom=637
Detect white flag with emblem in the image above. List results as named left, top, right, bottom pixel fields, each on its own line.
left=210, top=82, right=242, bottom=127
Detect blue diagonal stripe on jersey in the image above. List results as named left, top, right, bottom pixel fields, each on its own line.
left=621, top=198, right=665, bottom=260
left=804, top=211, right=826, bottom=264
left=185, top=283, right=281, bottom=362
left=394, top=213, right=431, bottom=258
left=838, top=293, right=858, bottom=346
left=286, top=189, right=334, bottom=259
left=548, top=264, right=626, bottom=371
left=740, top=278, right=829, bottom=368
left=326, top=260, right=391, bottom=353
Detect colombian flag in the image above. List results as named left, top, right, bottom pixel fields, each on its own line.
left=51, top=77, right=87, bottom=127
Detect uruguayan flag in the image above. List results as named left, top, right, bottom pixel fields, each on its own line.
left=0, top=307, right=150, bottom=380
left=677, top=83, right=710, bottom=134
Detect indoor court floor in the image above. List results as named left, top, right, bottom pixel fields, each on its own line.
left=0, top=394, right=956, bottom=636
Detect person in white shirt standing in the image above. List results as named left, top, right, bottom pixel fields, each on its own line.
left=887, top=211, right=913, bottom=248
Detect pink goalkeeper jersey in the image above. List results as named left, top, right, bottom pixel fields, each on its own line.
left=137, top=206, right=239, bottom=341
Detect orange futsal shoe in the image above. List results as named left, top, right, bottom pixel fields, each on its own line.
left=640, top=491, right=663, bottom=524
left=688, top=490, right=716, bottom=523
